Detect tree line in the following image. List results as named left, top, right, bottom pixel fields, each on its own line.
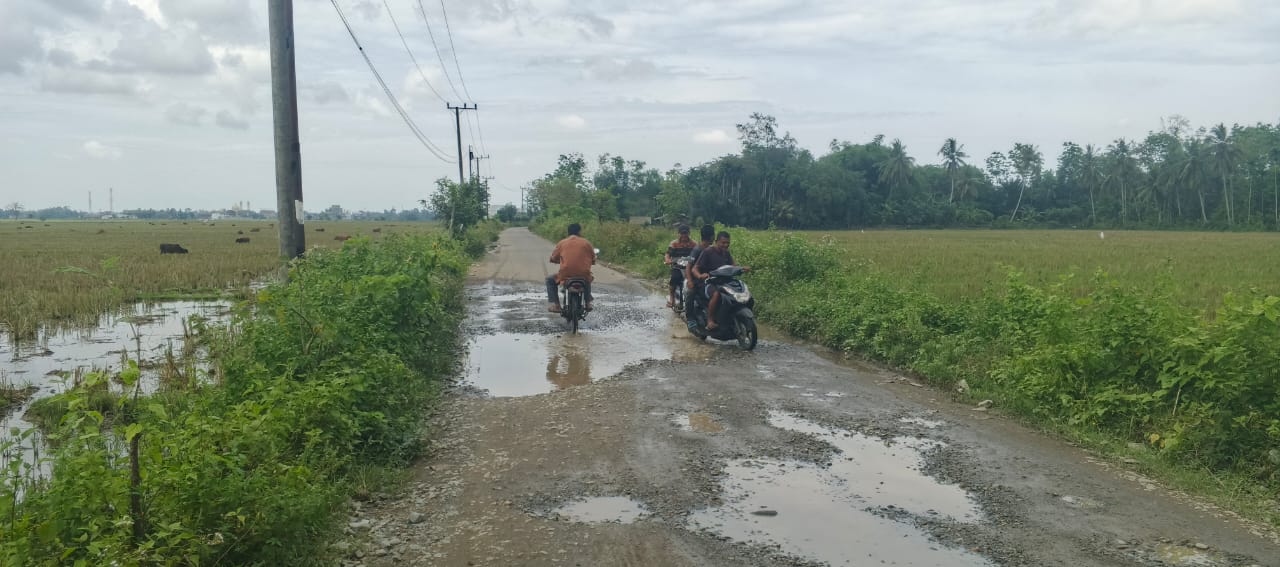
left=523, top=114, right=1280, bottom=230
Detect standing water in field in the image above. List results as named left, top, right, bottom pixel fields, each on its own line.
left=1, top=300, right=231, bottom=473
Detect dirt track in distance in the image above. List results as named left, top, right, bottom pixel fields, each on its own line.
left=340, top=228, right=1277, bottom=567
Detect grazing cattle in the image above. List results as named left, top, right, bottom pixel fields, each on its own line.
left=235, top=237, right=250, bottom=244
left=372, top=228, right=382, bottom=233
left=96, top=229, right=106, bottom=234
left=237, top=230, right=244, bottom=234
left=160, top=243, right=189, bottom=254
left=334, top=235, right=351, bottom=242
left=249, top=228, right=260, bottom=233
left=314, top=227, right=325, bottom=232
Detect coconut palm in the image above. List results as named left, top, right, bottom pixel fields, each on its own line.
left=1179, top=139, right=1211, bottom=224
left=877, top=139, right=914, bottom=202
left=1209, top=123, right=1243, bottom=225
left=1081, top=144, right=1105, bottom=225
left=1008, top=143, right=1042, bottom=222
left=938, top=138, right=968, bottom=203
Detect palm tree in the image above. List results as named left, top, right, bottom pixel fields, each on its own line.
left=938, top=138, right=968, bottom=203
left=1179, top=140, right=1211, bottom=224
left=877, top=139, right=914, bottom=203
left=1209, top=123, right=1243, bottom=226
left=1008, top=143, right=1042, bottom=222
left=1107, top=139, right=1139, bottom=224
left=1081, top=144, right=1105, bottom=225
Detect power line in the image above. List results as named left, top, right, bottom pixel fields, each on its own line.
left=330, top=0, right=453, bottom=162
left=434, top=0, right=487, bottom=163
left=381, top=0, right=448, bottom=106
left=414, top=0, right=464, bottom=101
left=436, top=0, right=473, bottom=101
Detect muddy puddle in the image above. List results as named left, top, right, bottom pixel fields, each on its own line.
left=550, top=496, right=648, bottom=524
left=673, top=412, right=726, bottom=433
left=689, top=411, right=987, bottom=566
left=462, top=283, right=679, bottom=397
left=2, top=300, right=229, bottom=467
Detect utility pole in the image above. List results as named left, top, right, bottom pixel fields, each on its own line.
left=269, top=0, right=305, bottom=261
left=446, top=103, right=477, bottom=232
left=473, top=153, right=491, bottom=182
left=88, top=191, right=92, bottom=215
left=109, top=187, right=113, bottom=214
left=467, top=145, right=474, bottom=182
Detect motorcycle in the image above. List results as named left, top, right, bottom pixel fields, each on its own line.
left=688, top=265, right=757, bottom=351
left=558, top=248, right=600, bottom=334
left=671, top=256, right=692, bottom=313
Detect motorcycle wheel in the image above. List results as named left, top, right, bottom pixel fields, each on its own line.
left=568, top=293, right=581, bottom=334
left=735, top=312, right=758, bottom=351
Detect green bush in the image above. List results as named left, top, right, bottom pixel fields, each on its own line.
left=1, top=231, right=494, bottom=565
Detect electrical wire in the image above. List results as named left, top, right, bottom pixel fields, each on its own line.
left=330, top=0, right=454, bottom=162
left=414, top=0, right=464, bottom=101
left=381, top=0, right=449, bottom=106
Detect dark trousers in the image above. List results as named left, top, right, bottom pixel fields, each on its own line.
left=547, top=275, right=592, bottom=305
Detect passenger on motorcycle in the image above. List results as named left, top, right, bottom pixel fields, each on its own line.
left=684, top=225, right=716, bottom=324
left=546, top=223, right=596, bottom=313
left=692, top=231, right=749, bottom=330
left=664, top=224, right=696, bottom=308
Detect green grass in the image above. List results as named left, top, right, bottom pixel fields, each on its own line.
left=808, top=229, right=1280, bottom=312
left=0, top=220, right=438, bottom=337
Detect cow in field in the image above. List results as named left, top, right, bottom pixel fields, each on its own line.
left=334, top=235, right=351, bottom=242
left=235, top=237, right=250, bottom=244
left=160, top=244, right=188, bottom=254
left=315, top=227, right=325, bottom=232
left=249, top=228, right=260, bottom=233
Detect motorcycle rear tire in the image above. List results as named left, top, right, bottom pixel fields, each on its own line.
left=735, top=311, right=758, bottom=351
left=568, top=293, right=582, bottom=334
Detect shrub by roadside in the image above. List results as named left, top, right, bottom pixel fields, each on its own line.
left=0, top=226, right=497, bottom=565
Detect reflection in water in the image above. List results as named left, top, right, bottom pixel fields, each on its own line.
left=463, top=284, right=677, bottom=397
left=546, top=348, right=591, bottom=390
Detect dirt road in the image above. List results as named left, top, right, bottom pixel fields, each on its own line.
left=344, top=228, right=1277, bottom=566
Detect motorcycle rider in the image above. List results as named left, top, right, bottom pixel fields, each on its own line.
left=684, top=224, right=716, bottom=325
left=664, top=224, right=696, bottom=308
left=692, top=231, right=748, bottom=330
left=547, top=223, right=596, bottom=313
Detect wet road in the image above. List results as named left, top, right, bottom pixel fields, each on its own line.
left=347, top=228, right=1278, bottom=567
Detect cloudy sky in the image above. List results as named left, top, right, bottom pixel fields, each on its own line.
left=2, top=0, right=1277, bottom=212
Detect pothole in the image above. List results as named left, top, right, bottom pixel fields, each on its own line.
left=688, top=411, right=988, bottom=566
left=900, top=417, right=946, bottom=429
left=672, top=412, right=726, bottom=433
left=461, top=285, right=674, bottom=397
left=550, top=496, right=648, bottom=524
left=1152, top=543, right=1222, bottom=566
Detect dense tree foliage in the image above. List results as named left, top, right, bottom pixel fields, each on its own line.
left=527, top=114, right=1280, bottom=230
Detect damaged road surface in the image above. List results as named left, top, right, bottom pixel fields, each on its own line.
left=346, top=228, right=1278, bottom=566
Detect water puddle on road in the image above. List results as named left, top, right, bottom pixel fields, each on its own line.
left=900, top=417, right=946, bottom=429
left=463, top=284, right=676, bottom=397
left=551, top=496, right=648, bottom=524
left=673, top=412, right=726, bottom=433
left=689, top=411, right=987, bottom=566
left=1153, top=543, right=1221, bottom=566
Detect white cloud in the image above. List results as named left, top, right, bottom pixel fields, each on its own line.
left=214, top=110, right=250, bottom=130
left=557, top=114, right=588, bottom=130
left=165, top=102, right=207, bottom=126
left=692, top=128, right=732, bottom=145
left=41, top=67, right=143, bottom=95
left=83, top=140, right=123, bottom=160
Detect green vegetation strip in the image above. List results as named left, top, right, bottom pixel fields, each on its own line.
left=534, top=217, right=1280, bottom=529
left=1, top=225, right=500, bottom=565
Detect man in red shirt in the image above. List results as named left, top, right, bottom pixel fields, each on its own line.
left=547, top=223, right=596, bottom=312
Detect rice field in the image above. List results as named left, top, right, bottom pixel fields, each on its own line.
left=806, top=229, right=1280, bottom=311
left=0, top=220, right=437, bottom=337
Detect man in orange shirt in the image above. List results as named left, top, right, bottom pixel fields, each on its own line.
left=547, top=223, right=596, bottom=312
